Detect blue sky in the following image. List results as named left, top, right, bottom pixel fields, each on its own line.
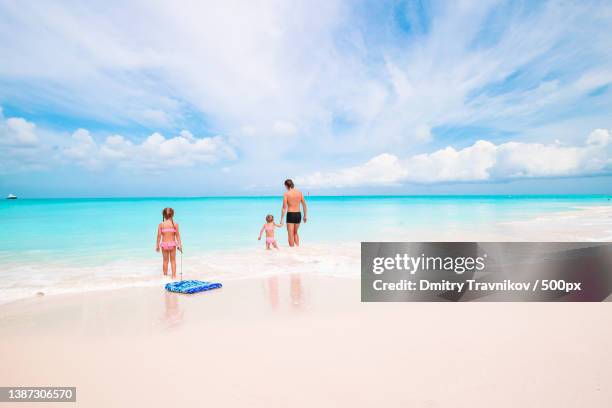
left=0, top=0, right=611, bottom=197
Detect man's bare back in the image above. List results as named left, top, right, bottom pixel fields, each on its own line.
left=284, top=188, right=304, bottom=212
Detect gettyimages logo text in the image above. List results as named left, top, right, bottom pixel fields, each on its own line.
left=371, top=253, right=487, bottom=275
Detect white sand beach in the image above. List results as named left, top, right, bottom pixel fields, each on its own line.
left=3, top=0, right=611, bottom=404
left=1, top=206, right=611, bottom=407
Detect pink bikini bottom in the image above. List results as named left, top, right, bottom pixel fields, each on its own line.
left=265, top=237, right=276, bottom=244
left=161, top=241, right=177, bottom=250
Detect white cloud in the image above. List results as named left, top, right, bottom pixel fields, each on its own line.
left=240, top=125, right=257, bottom=136
left=414, top=124, right=432, bottom=142
left=63, top=129, right=236, bottom=170
left=2, top=110, right=238, bottom=174
left=100, top=134, right=133, bottom=159
left=6, top=117, right=38, bottom=145
left=137, top=109, right=172, bottom=127
left=0, top=109, right=38, bottom=146
left=299, top=153, right=408, bottom=188
left=2, top=0, right=609, bottom=156
left=0, top=109, right=52, bottom=174
left=272, top=120, right=297, bottom=136
left=64, top=129, right=100, bottom=168
left=299, top=129, right=612, bottom=188
left=587, top=128, right=611, bottom=147
left=409, top=140, right=498, bottom=183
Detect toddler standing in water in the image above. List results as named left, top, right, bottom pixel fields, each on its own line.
left=258, top=214, right=282, bottom=250
left=156, top=207, right=183, bottom=278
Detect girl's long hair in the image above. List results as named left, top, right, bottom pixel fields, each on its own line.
left=162, top=207, right=175, bottom=228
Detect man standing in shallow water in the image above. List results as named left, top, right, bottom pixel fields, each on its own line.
left=280, top=179, right=308, bottom=247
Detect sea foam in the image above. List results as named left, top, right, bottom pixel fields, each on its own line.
left=0, top=242, right=361, bottom=305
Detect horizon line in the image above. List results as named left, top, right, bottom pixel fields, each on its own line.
left=4, top=193, right=612, bottom=200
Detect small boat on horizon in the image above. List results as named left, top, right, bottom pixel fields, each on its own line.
left=6, top=194, right=17, bottom=199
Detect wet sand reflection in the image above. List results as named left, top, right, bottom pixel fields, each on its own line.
left=265, top=274, right=305, bottom=311
left=290, top=274, right=303, bottom=309
left=161, top=290, right=184, bottom=328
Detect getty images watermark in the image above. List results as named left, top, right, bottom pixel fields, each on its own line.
left=361, top=242, right=612, bottom=302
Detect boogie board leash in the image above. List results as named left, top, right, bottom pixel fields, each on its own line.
left=180, top=247, right=183, bottom=281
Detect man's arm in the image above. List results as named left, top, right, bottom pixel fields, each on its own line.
left=301, top=193, right=308, bottom=223
left=280, top=194, right=288, bottom=225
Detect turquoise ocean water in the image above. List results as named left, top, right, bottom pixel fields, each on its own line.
left=1, top=195, right=610, bottom=265
left=1, top=195, right=610, bottom=304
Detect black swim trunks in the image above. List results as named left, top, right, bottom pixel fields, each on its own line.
left=286, top=211, right=302, bottom=224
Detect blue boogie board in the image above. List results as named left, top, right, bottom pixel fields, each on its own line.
left=165, top=280, right=222, bottom=294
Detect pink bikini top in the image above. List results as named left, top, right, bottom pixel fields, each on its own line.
left=160, top=227, right=176, bottom=233
left=264, top=224, right=274, bottom=231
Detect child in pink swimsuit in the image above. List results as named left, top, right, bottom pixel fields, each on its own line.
left=258, top=214, right=282, bottom=250
left=156, top=207, right=183, bottom=278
